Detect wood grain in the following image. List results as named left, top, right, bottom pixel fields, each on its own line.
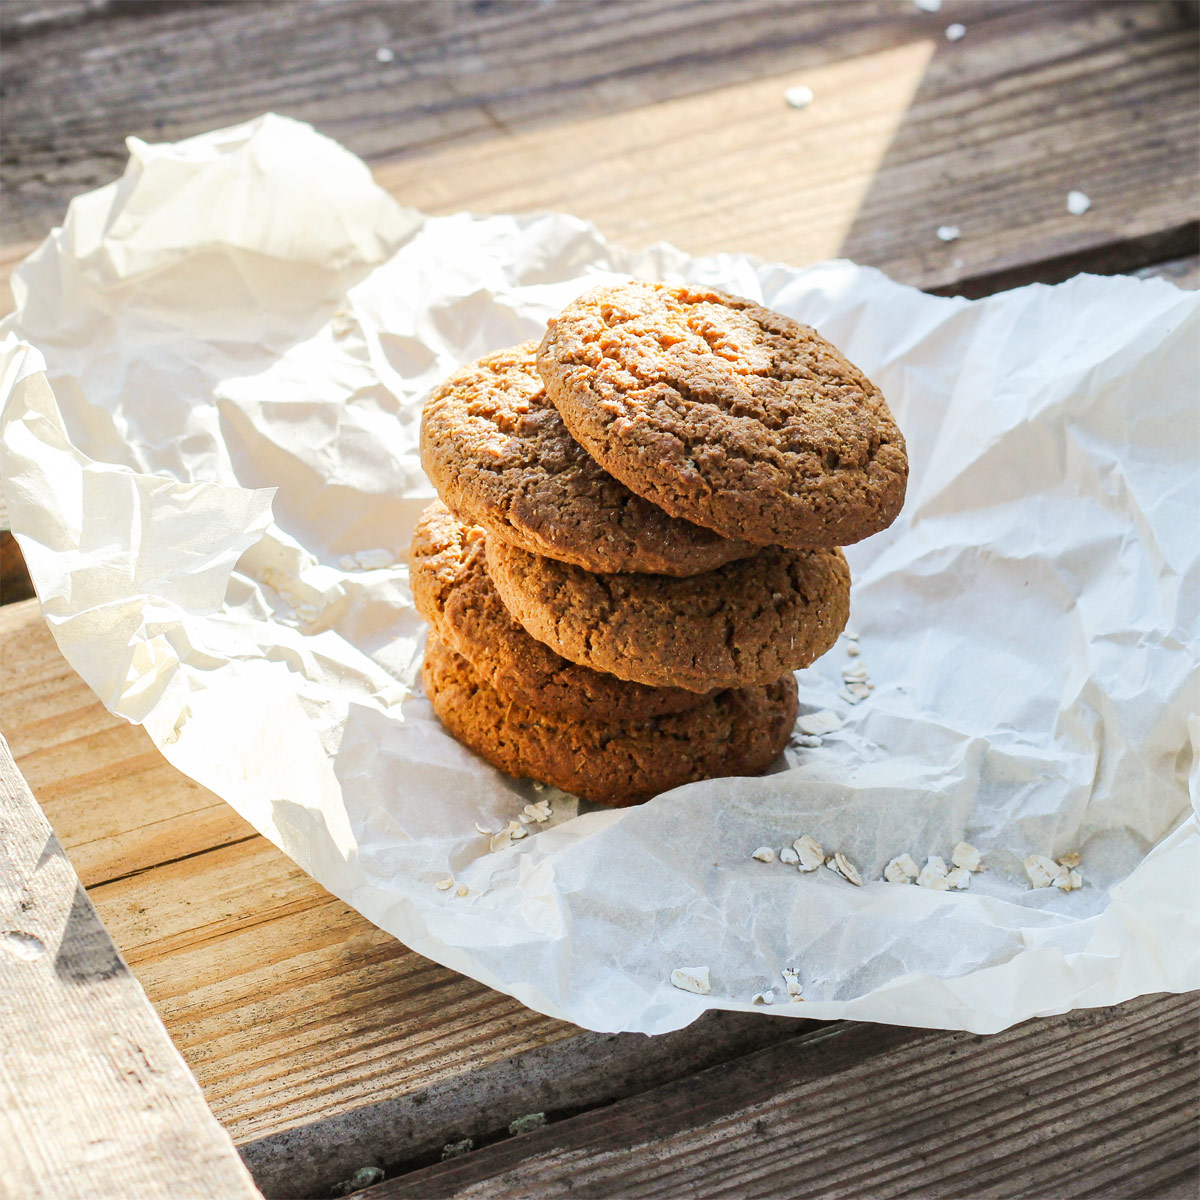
left=377, top=0, right=1200, bottom=291
left=0, top=0, right=950, bottom=244
left=0, top=734, right=262, bottom=1200
left=2, top=1, right=1196, bottom=293
left=0, top=597, right=813, bottom=1199
left=373, top=992, right=1200, bottom=1200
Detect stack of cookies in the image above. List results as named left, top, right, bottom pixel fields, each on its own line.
left=414, top=282, right=907, bottom=806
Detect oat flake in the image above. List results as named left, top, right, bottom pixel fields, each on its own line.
left=951, top=841, right=984, bottom=873
left=670, top=966, right=711, bottom=995
left=884, top=853, right=919, bottom=883
left=794, top=835, right=824, bottom=873
left=797, top=709, right=843, bottom=737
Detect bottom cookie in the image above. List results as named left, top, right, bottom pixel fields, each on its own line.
left=423, top=633, right=799, bottom=807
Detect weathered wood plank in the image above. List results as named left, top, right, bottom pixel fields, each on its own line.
left=373, top=992, right=1200, bottom=1200
left=0, top=734, right=262, bottom=1200
left=0, top=598, right=813, bottom=1199
left=375, top=0, right=1199, bottom=291
left=3, top=1, right=1196, bottom=294
left=0, top=0, right=950, bottom=245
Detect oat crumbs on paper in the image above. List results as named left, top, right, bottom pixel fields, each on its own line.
left=794, top=835, right=824, bottom=873
left=951, top=841, right=984, bottom=873
left=751, top=846, right=777, bottom=863
left=917, top=856, right=950, bottom=891
left=797, top=709, right=843, bottom=737
left=671, top=966, right=711, bottom=995
left=781, top=968, right=804, bottom=1000
left=883, top=853, right=919, bottom=883
left=829, top=851, right=863, bottom=886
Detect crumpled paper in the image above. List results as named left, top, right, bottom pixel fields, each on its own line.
left=2, top=114, right=1197, bottom=1034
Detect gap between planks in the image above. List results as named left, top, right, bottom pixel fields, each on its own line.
left=370, top=992, right=1200, bottom=1200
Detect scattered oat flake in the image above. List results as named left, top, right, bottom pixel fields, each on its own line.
left=1024, top=854, right=1061, bottom=889
left=489, top=831, right=512, bottom=853
left=474, top=821, right=494, bottom=835
left=945, top=22, right=965, bottom=40
left=670, top=966, right=711, bottom=995
left=435, top=877, right=454, bottom=891
left=751, top=846, right=776, bottom=863
left=456, top=885, right=469, bottom=897
left=522, top=800, right=552, bottom=823
left=779, top=846, right=800, bottom=865
left=838, top=686, right=867, bottom=706
left=946, top=866, right=971, bottom=890
left=830, top=851, right=863, bottom=886
left=792, top=733, right=824, bottom=749
left=357, top=548, right=395, bottom=570
left=784, top=85, right=814, bottom=109
left=937, top=224, right=961, bottom=242
left=508, top=1113, right=546, bottom=1136
left=781, top=968, right=804, bottom=999
left=951, top=841, right=984, bottom=873
left=375, top=46, right=395, bottom=63
left=917, top=856, right=950, bottom=890
left=1054, top=869, right=1083, bottom=892
left=794, top=835, right=825, bottom=873
left=884, top=853, right=920, bottom=883
left=753, top=990, right=775, bottom=1005
left=841, top=662, right=870, bottom=683
left=842, top=629, right=860, bottom=641
left=846, top=642, right=861, bottom=657
left=1058, top=851, right=1082, bottom=869
left=1067, top=190, right=1091, bottom=215
left=797, top=709, right=843, bottom=737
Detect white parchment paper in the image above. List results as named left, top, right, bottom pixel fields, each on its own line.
left=2, top=115, right=1197, bottom=1034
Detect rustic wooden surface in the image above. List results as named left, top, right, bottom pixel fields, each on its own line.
left=1, top=2, right=1198, bottom=1198
left=2, top=0, right=1198, bottom=302
left=0, top=597, right=820, bottom=1199
left=375, top=992, right=1200, bottom=1200
left=0, top=734, right=262, bottom=1200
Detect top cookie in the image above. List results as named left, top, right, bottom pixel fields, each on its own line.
left=537, top=282, right=908, bottom=548
left=419, top=341, right=755, bottom=577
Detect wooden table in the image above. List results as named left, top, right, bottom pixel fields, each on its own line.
left=2, top=3, right=1198, bottom=1198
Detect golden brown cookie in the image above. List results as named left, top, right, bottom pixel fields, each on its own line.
left=419, top=341, right=755, bottom=576
left=410, top=500, right=714, bottom=720
left=486, top=537, right=850, bottom=693
left=422, top=634, right=799, bottom=807
left=537, top=282, right=908, bottom=548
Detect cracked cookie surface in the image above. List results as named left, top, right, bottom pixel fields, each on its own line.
left=537, top=282, right=907, bottom=548
left=411, top=500, right=714, bottom=720
left=486, top=537, right=850, bottom=692
left=419, top=340, right=755, bottom=576
left=422, top=633, right=798, bottom=807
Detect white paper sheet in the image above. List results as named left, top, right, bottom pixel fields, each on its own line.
left=2, top=114, right=1197, bottom=1035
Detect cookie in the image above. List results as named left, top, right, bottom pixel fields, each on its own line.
left=537, top=282, right=907, bottom=548
left=411, top=500, right=714, bottom=720
left=486, top=537, right=850, bottom=693
left=419, top=341, right=755, bottom=576
left=422, top=633, right=799, bottom=807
